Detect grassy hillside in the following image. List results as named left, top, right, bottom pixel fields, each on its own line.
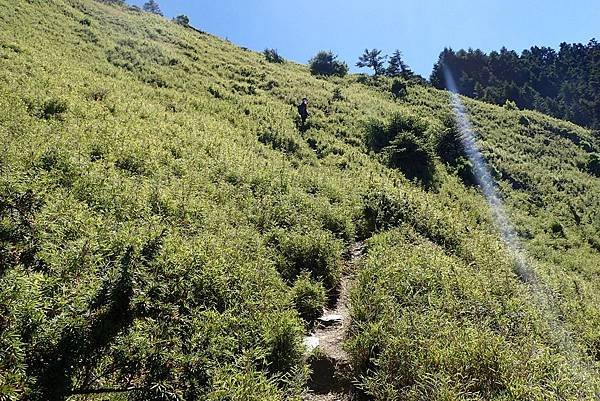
left=1, top=1, right=600, bottom=400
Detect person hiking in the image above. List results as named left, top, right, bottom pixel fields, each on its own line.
left=297, top=98, right=309, bottom=127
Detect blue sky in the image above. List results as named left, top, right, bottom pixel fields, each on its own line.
left=128, top=0, right=600, bottom=77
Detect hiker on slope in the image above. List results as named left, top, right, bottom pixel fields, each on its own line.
left=297, top=97, right=309, bottom=127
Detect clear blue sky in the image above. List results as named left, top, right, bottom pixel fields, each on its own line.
left=127, top=0, right=599, bottom=78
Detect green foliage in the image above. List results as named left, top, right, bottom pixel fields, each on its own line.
left=290, top=272, right=326, bottom=323
left=385, top=131, right=435, bottom=185
left=142, top=0, right=162, bottom=16
left=1, top=1, right=600, bottom=399
left=347, top=227, right=599, bottom=400
left=366, top=112, right=429, bottom=151
left=308, top=51, right=348, bottom=77
left=356, top=48, right=386, bottom=76
left=0, top=190, right=45, bottom=275
left=268, top=228, right=342, bottom=289
left=361, top=188, right=406, bottom=235
left=263, top=48, right=284, bottom=64
left=257, top=126, right=302, bottom=154
left=390, top=78, right=407, bottom=100
left=386, top=49, right=413, bottom=79
left=105, top=0, right=126, bottom=4
left=332, top=87, right=344, bottom=101
left=431, top=41, right=600, bottom=129
left=437, top=122, right=476, bottom=186
left=173, top=15, right=189, bottom=26
left=24, top=97, right=69, bottom=120
left=504, top=99, right=518, bottom=110
left=366, top=113, right=435, bottom=185
left=115, top=152, right=146, bottom=175
left=95, top=0, right=125, bottom=5
left=589, top=153, right=600, bottom=177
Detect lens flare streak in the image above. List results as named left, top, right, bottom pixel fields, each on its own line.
left=443, top=67, right=598, bottom=393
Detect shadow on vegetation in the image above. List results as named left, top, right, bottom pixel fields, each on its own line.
left=365, top=113, right=436, bottom=188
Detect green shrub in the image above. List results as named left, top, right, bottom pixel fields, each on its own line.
left=208, top=366, right=283, bottom=401
left=87, top=87, right=109, bottom=101
left=364, top=119, right=390, bottom=152
left=549, top=220, right=565, bottom=237
left=437, top=124, right=476, bottom=186
left=96, top=0, right=125, bottom=4
left=208, top=86, right=223, bottom=99
left=366, top=113, right=435, bottom=185
left=588, top=153, right=600, bottom=177
left=504, top=99, right=518, bottom=110
left=268, top=228, right=342, bottom=289
left=290, top=272, right=326, bottom=323
left=360, top=188, right=464, bottom=253
left=361, top=189, right=407, bottom=235
left=385, top=132, right=435, bottom=185
left=115, top=152, right=145, bottom=175
left=319, top=207, right=355, bottom=241
left=437, top=124, right=462, bottom=164
left=38, top=148, right=67, bottom=172
left=519, top=115, right=530, bottom=126
left=36, top=148, right=74, bottom=186
left=386, top=112, right=429, bottom=142
left=89, top=143, right=106, bottom=162
left=332, top=87, right=344, bottom=101
left=41, top=98, right=67, bottom=119
left=454, top=156, right=476, bottom=185
left=263, top=48, right=284, bottom=63
left=309, top=51, right=348, bottom=77
left=258, top=127, right=301, bottom=154
left=173, top=14, right=189, bottom=26
left=263, top=311, right=304, bottom=374
left=390, top=79, right=407, bottom=100
left=347, top=230, right=597, bottom=400
left=0, top=190, right=45, bottom=274
left=106, top=39, right=172, bottom=83
left=365, top=112, right=428, bottom=152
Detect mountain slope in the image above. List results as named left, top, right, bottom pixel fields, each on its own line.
left=1, top=1, right=600, bottom=400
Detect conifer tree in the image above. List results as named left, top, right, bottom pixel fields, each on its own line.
left=143, top=0, right=163, bottom=16
left=387, top=50, right=414, bottom=79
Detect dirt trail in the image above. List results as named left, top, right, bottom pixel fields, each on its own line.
left=303, top=241, right=365, bottom=401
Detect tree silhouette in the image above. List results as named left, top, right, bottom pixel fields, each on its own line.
left=356, top=49, right=386, bottom=76
left=143, top=0, right=162, bottom=16
left=309, top=51, right=348, bottom=77
left=173, top=15, right=189, bottom=26
left=387, top=50, right=414, bottom=79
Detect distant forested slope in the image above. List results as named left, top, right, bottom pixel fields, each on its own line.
left=431, top=40, right=600, bottom=130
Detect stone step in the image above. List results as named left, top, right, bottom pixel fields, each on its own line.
left=303, top=334, right=320, bottom=353
left=318, top=313, right=344, bottom=325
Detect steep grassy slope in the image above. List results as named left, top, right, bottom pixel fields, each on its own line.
left=1, top=1, right=599, bottom=400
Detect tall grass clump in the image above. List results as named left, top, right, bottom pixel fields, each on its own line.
left=366, top=112, right=436, bottom=186
left=268, top=228, right=343, bottom=290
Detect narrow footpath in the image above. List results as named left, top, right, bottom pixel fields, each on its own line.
left=303, top=241, right=365, bottom=401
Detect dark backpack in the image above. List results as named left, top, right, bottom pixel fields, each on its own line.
left=297, top=103, right=308, bottom=116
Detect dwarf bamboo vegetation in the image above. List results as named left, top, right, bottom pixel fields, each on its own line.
left=1, top=0, right=599, bottom=400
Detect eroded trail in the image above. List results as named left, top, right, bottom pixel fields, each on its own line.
left=303, top=241, right=365, bottom=401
